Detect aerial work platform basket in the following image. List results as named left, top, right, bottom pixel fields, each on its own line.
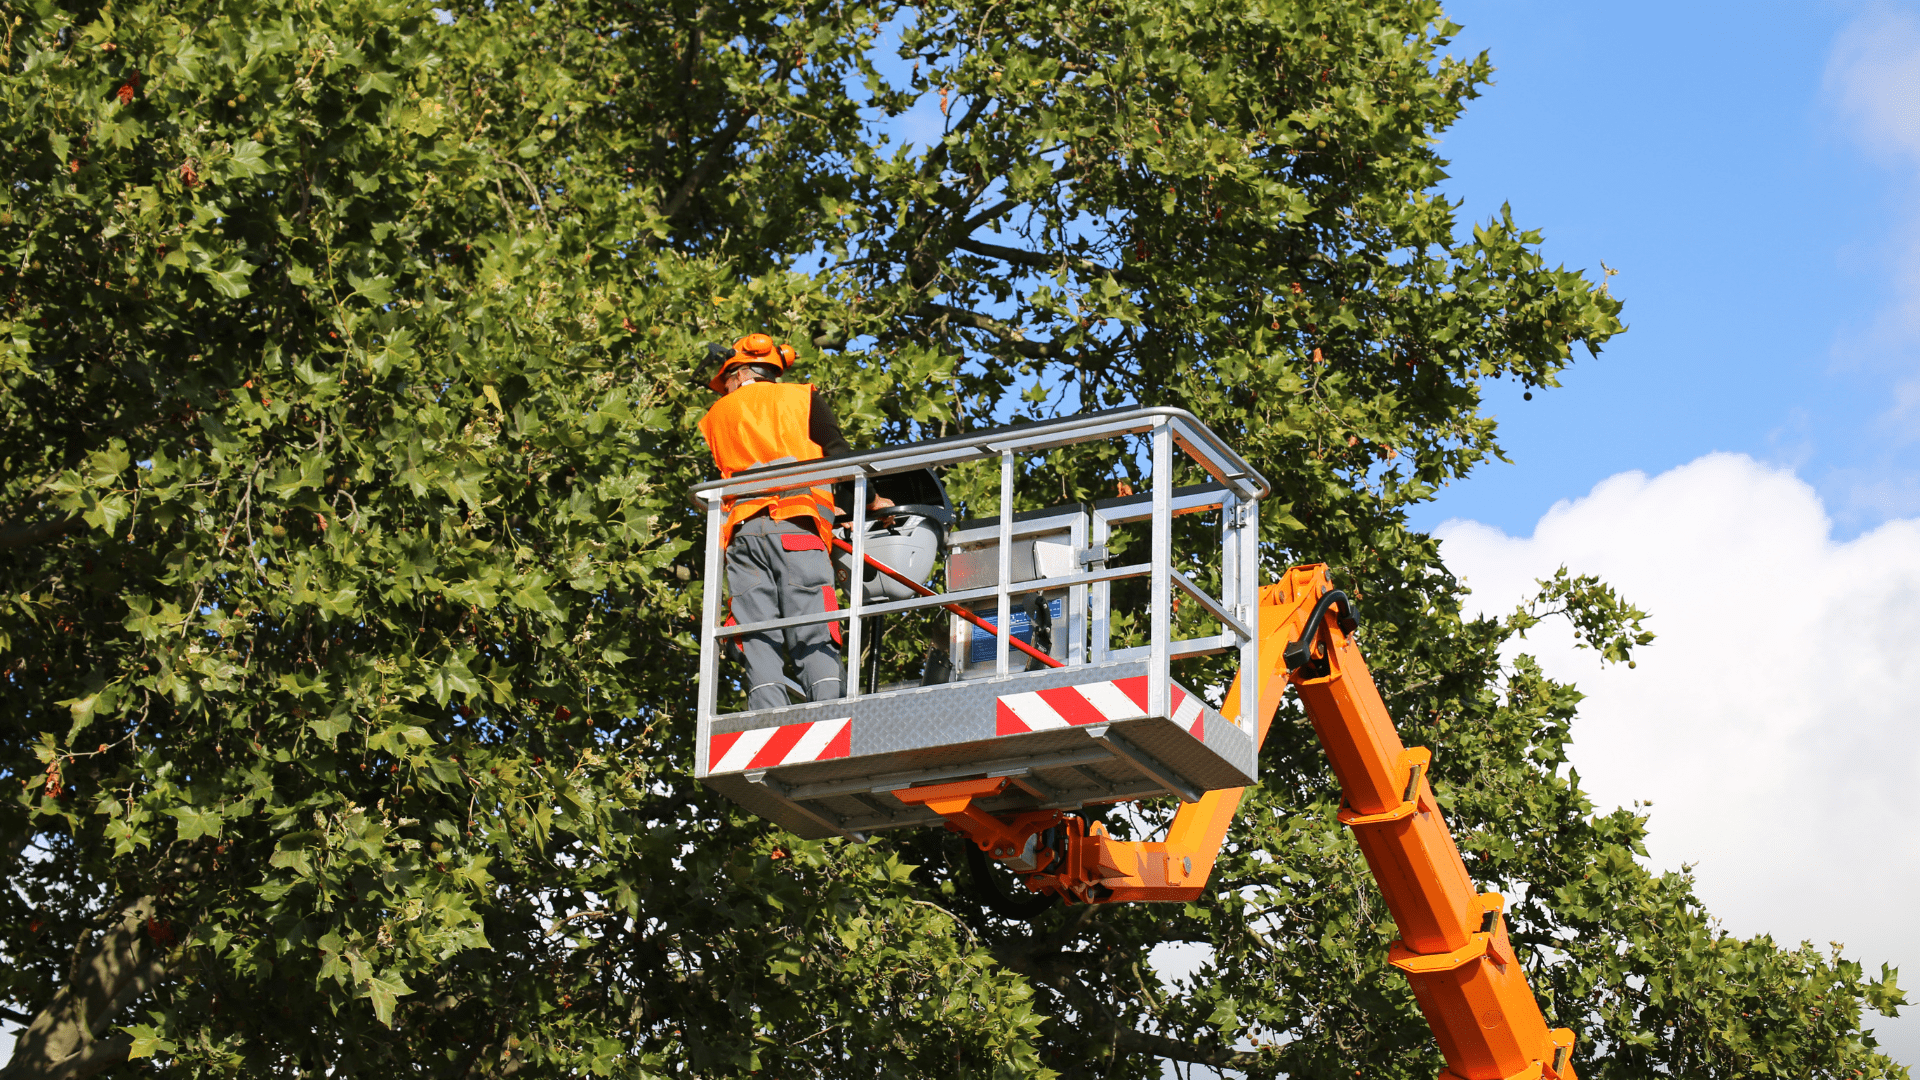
left=690, top=404, right=1583, bottom=1078
left=691, top=407, right=1270, bottom=841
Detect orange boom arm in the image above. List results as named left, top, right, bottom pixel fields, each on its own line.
left=906, top=564, right=1578, bottom=1080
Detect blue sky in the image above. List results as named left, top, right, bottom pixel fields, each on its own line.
left=1424, top=3, right=1920, bottom=1064
left=1415, top=0, right=1920, bottom=540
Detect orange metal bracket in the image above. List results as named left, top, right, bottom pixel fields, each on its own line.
left=891, top=777, right=1057, bottom=865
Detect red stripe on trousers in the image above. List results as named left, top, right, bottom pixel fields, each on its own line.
left=823, top=586, right=842, bottom=645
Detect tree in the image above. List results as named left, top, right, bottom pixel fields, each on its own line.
left=0, top=0, right=1906, bottom=1077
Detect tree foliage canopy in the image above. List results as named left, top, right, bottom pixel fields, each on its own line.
left=0, top=0, right=1906, bottom=1077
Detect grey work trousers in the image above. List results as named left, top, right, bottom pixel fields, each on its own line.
left=726, top=515, right=845, bottom=711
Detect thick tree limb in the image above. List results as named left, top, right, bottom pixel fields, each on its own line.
left=1107, top=1026, right=1262, bottom=1072
left=954, top=237, right=1140, bottom=285
left=2, top=897, right=175, bottom=1080
left=0, top=513, right=80, bottom=551
left=956, top=198, right=1019, bottom=234
left=661, top=110, right=754, bottom=221
left=914, top=302, right=1062, bottom=359
left=24, top=1036, right=132, bottom=1080
left=662, top=58, right=794, bottom=222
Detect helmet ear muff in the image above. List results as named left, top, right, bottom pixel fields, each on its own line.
left=707, top=335, right=795, bottom=392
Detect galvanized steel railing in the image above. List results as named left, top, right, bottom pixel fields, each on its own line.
left=690, top=406, right=1271, bottom=730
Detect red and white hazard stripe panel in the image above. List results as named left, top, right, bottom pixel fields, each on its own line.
left=996, top=676, right=1205, bottom=739
left=708, top=717, right=852, bottom=774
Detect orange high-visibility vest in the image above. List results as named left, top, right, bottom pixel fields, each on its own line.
left=699, top=382, right=836, bottom=548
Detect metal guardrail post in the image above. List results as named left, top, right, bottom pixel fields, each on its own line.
left=1220, top=489, right=1241, bottom=676
left=996, top=449, right=1015, bottom=677
left=696, top=496, right=727, bottom=768
left=847, top=473, right=867, bottom=699
left=1239, top=493, right=1260, bottom=727
left=1068, top=510, right=1088, bottom=664
left=1149, top=420, right=1172, bottom=719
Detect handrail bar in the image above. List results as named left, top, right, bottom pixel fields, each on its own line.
left=1105, top=634, right=1241, bottom=662
left=713, top=562, right=1158, bottom=640
left=688, top=406, right=1270, bottom=504
left=1169, top=568, right=1252, bottom=642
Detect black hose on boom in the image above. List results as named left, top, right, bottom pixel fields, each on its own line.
left=1282, top=589, right=1358, bottom=679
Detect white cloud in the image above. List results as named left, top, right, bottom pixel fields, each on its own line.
left=1437, top=452, right=1920, bottom=1064
left=1827, top=5, right=1920, bottom=164
left=1826, top=5, right=1920, bottom=446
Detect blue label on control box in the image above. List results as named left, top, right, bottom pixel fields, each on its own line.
left=968, top=598, right=1064, bottom=663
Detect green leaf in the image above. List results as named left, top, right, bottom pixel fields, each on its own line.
left=167, top=805, right=224, bottom=842
left=124, top=1024, right=178, bottom=1061
left=201, top=258, right=255, bottom=298
left=348, top=272, right=393, bottom=305
left=354, top=70, right=398, bottom=97
left=269, top=454, right=330, bottom=498
left=428, top=653, right=481, bottom=706
left=227, top=140, right=270, bottom=178
left=307, top=715, right=353, bottom=745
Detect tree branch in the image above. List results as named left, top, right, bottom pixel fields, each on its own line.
left=991, top=946, right=1264, bottom=1073
left=899, top=94, right=1002, bottom=288
left=661, top=111, right=753, bottom=220
left=907, top=161, right=1073, bottom=279
left=956, top=198, right=1019, bottom=235
left=916, top=92, right=993, bottom=183
left=662, top=57, right=794, bottom=222
left=914, top=302, right=1062, bottom=359
left=0, top=513, right=81, bottom=551
left=1108, top=1026, right=1262, bottom=1072
left=544, top=910, right=613, bottom=938
left=2, top=897, right=176, bottom=1080
left=954, top=237, right=1140, bottom=284
left=34, top=1034, right=131, bottom=1080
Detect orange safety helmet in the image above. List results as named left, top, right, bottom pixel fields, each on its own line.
left=705, top=333, right=798, bottom=393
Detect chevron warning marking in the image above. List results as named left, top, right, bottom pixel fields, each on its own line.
left=708, top=716, right=852, bottom=774
left=996, top=676, right=1204, bottom=739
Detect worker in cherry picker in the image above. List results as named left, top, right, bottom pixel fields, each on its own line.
left=698, top=334, right=892, bottom=711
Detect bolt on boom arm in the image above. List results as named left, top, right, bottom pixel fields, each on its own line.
left=902, top=564, right=1578, bottom=1080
